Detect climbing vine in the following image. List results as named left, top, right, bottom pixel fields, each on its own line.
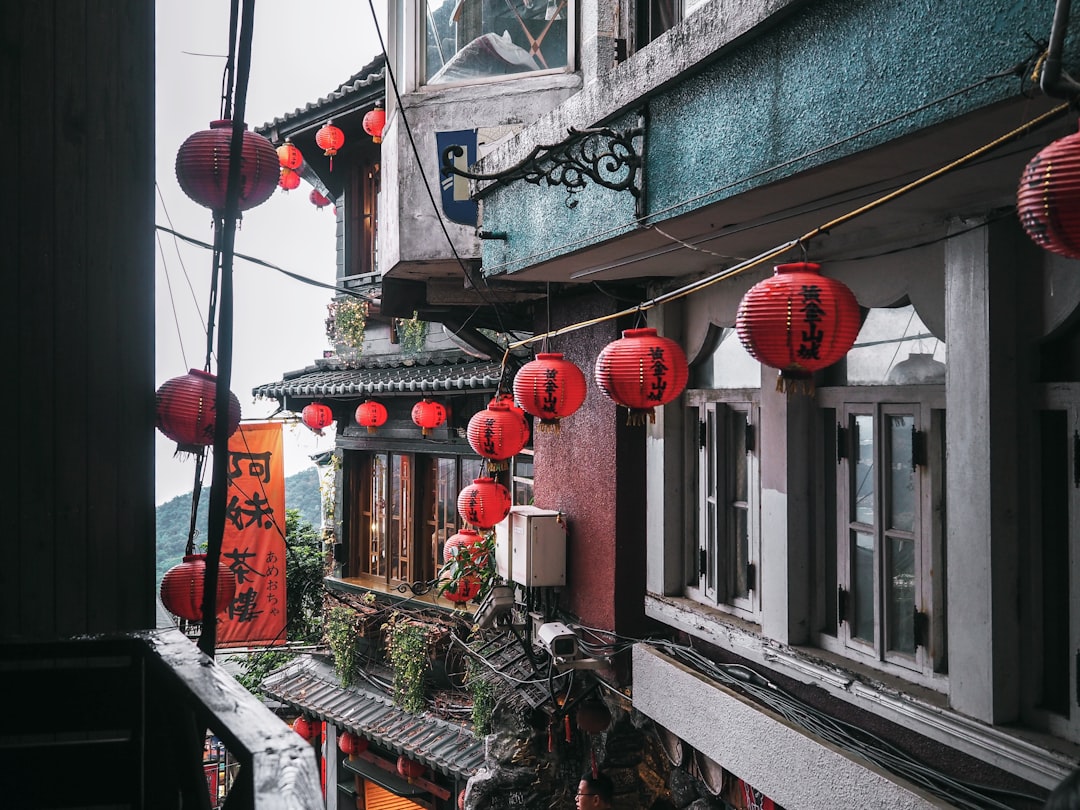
left=326, top=605, right=363, bottom=686
left=326, top=298, right=369, bottom=353
left=386, top=613, right=433, bottom=714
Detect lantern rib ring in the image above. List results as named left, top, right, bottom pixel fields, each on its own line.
left=503, top=101, right=1070, bottom=367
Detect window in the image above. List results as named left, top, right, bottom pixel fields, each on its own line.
left=511, top=448, right=534, bottom=505
left=422, top=0, right=571, bottom=85
left=634, top=0, right=709, bottom=50
left=815, top=305, right=946, bottom=683
left=344, top=160, right=379, bottom=278
left=686, top=329, right=761, bottom=620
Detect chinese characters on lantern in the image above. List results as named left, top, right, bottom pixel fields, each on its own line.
left=217, top=422, right=287, bottom=647
left=797, top=284, right=825, bottom=363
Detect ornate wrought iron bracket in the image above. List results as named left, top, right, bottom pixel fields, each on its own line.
left=440, top=125, right=644, bottom=204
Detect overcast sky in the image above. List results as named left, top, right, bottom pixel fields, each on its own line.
left=155, top=1, right=385, bottom=504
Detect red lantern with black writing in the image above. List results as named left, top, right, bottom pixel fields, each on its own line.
left=316, top=120, right=345, bottom=171
left=443, top=528, right=485, bottom=564
left=457, top=477, right=511, bottom=530
left=292, top=716, right=319, bottom=743
left=735, top=262, right=860, bottom=394
left=1018, top=123, right=1080, bottom=259
left=278, top=167, right=301, bottom=191
left=160, top=554, right=237, bottom=622
left=594, top=328, right=688, bottom=425
left=302, top=402, right=333, bottom=432
left=412, top=399, right=447, bottom=436
left=363, top=103, right=386, bottom=144
left=443, top=575, right=481, bottom=604
left=174, top=120, right=279, bottom=214
left=155, top=369, right=242, bottom=450
left=355, top=400, right=388, bottom=434
left=276, top=138, right=304, bottom=170
left=467, top=399, right=530, bottom=472
left=397, top=756, right=425, bottom=782
left=512, top=353, right=587, bottom=433
left=338, top=731, right=368, bottom=756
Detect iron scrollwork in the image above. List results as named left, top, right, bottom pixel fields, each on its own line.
left=440, top=126, right=644, bottom=203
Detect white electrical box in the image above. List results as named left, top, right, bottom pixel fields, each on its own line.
left=505, top=506, right=565, bottom=587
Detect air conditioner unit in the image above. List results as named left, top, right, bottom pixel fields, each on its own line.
left=498, top=506, right=564, bottom=588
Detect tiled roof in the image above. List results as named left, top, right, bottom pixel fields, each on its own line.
left=262, top=656, right=486, bottom=778
left=252, top=353, right=504, bottom=400
left=256, top=54, right=386, bottom=134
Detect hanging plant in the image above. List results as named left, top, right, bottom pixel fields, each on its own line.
left=396, top=311, right=429, bottom=355
left=466, top=654, right=496, bottom=738
left=326, top=605, right=363, bottom=686
left=385, top=613, right=433, bottom=714
left=438, top=529, right=497, bottom=605
left=326, top=298, right=369, bottom=352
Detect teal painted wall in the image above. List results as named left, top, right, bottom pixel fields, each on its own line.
left=483, top=0, right=1064, bottom=275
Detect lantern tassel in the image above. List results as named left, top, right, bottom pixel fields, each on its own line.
left=538, top=419, right=562, bottom=434
left=777, top=372, right=815, bottom=397
left=625, top=409, right=653, bottom=427
left=366, top=425, right=377, bottom=434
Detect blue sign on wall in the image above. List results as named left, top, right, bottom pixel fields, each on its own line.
left=437, top=129, right=479, bottom=226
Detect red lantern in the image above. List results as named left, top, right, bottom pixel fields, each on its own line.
left=355, top=400, right=388, bottom=434
left=309, top=189, right=330, bottom=209
left=302, top=402, right=333, bottom=432
left=175, top=120, right=279, bottom=214
left=412, top=399, right=447, bottom=436
left=459, top=789, right=466, bottom=810
left=396, top=756, right=425, bottom=781
left=316, top=120, right=345, bottom=171
left=457, top=477, right=511, bottom=530
left=443, top=528, right=485, bottom=564
left=276, top=138, right=304, bottom=170
left=278, top=167, right=301, bottom=191
left=512, top=353, right=587, bottom=433
left=594, top=328, right=689, bottom=425
left=160, top=554, right=237, bottom=622
left=363, top=103, right=386, bottom=144
left=443, top=575, right=481, bottom=604
left=735, top=262, right=860, bottom=394
left=292, top=716, right=319, bottom=742
left=1018, top=124, right=1080, bottom=258
left=338, top=731, right=368, bottom=756
left=155, top=369, right=242, bottom=449
left=467, top=399, right=530, bottom=472
left=575, top=700, right=612, bottom=734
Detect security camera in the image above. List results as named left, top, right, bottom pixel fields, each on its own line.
left=536, top=622, right=581, bottom=661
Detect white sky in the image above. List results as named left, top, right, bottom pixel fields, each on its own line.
left=155, top=1, right=385, bottom=504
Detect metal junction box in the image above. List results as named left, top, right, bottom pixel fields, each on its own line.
left=495, top=506, right=565, bottom=587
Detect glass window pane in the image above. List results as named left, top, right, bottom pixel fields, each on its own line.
left=844, top=305, right=946, bottom=386
left=730, top=414, right=747, bottom=502
left=731, top=507, right=748, bottom=599
left=706, top=502, right=716, bottom=594
left=853, top=415, right=875, bottom=525
left=370, top=454, right=387, bottom=576
left=888, top=415, right=915, bottom=533
left=424, top=0, right=569, bottom=85
left=887, top=536, right=915, bottom=654
left=691, top=329, right=761, bottom=389
left=853, top=531, right=876, bottom=643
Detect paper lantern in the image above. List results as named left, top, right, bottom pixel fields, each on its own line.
left=278, top=167, right=301, bottom=191
left=155, top=369, right=241, bottom=449
left=175, top=120, right=279, bottom=214
left=292, top=716, right=319, bottom=742
left=355, top=400, right=388, bottom=434
left=160, top=554, right=237, bottom=622
left=338, top=731, right=368, bottom=756
left=363, top=103, right=386, bottom=144
left=512, top=353, right=587, bottom=433
left=412, top=399, right=447, bottom=436
left=735, top=262, right=860, bottom=394
left=397, top=756, right=425, bottom=781
left=309, top=189, right=330, bottom=209
left=457, top=477, right=511, bottom=530
left=316, top=120, right=345, bottom=171
left=302, top=402, right=333, bottom=432
left=443, top=528, right=485, bottom=564
left=467, top=399, right=530, bottom=472
left=276, top=138, right=304, bottom=170
left=1018, top=123, right=1080, bottom=259
left=594, top=328, right=689, bottom=425
left=575, top=700, right=612, bottom=734
left=443, top=575, right=481, bottom=604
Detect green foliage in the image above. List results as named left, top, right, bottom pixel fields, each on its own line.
left=466, top=655, right=496, bottom=737
left=385, top=613, right=433, bottom=714
left=437, top=530, right=497, bottom=604
left=234, top=648, right=293, bottom=695
left=326, top=298, right=368, bottom=351
left=396, top=312, right=429, bottom=354
left=326, top=605, right=363, bottom=687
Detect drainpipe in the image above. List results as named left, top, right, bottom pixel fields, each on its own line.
left=1042, top=0, right=1080, bottom=98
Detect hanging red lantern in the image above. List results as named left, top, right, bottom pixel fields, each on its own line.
left=363, top=103, right=386, bottom=144
left=467, top=399, right=530, bottom=472
left=575, top=700, right=612, bottom=734
left=443, top=528, right=485, bottom=564
left=338, top=730, right=368, bottom=756
left=512, top=353, right=587, bottom=433
left=309, top=188, right=330, bottom=209
left=412, top=399, right=447, bottom=436
left=735, top=262, right=861, bottom=394
left=276, top=138, right=304, bottom=170
left=278, top=167, right=301, bottom=191
left=458, top=789, right=466, bottom=810
left=302, top=402, right=334, bottom=432
left=396, top=756, right=425, bottom=782
left=1018, top=123, right=1080, bottom=258
left=175, top=120, right=279, bottom=214
left=443, top=575, right=481, bottom=604
left=594, top=328, right=689, bottom=425
left=355, top=400, right=388, bottom=434
left=160, top=554, right=237, bottom=622
left=457, top=477, right=511, bottom=530
left=155, top=369, right=242, bottom=449
left=292, top=716, right=319, bottom=743
left=316, top=120, right=345, bottom=171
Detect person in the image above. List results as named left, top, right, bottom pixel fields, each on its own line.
left=1045, top=767, right=1080, bottom=809
left=576, top=771, right=614, bottom=809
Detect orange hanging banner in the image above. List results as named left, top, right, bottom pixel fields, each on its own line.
left=217, top=422, right=287, bottom=647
